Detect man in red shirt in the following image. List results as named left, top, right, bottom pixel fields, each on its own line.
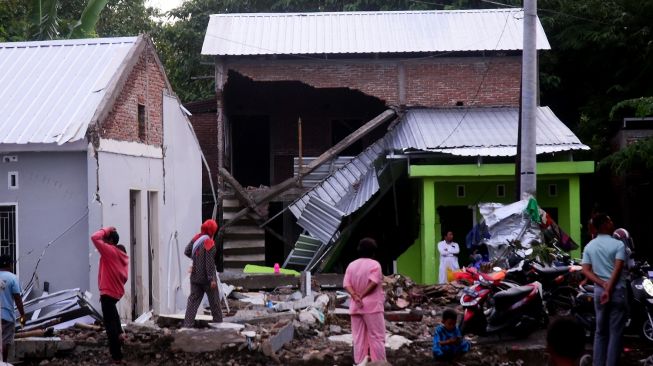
left=91, top=227, right=129, bottom=364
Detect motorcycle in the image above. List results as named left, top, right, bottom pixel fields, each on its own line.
left=460, top=268, right=547, bottom=336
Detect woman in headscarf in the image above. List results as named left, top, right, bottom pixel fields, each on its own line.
left=182, top=219, right=222, bottom=327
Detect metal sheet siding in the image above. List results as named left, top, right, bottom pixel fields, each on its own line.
left=202, top=9, right=550, bottom=56
left=0, top=37, right=137, bottom=145
left=389, top=106, right=589, bottom=156
left=290, top=138, right=387, bottom=242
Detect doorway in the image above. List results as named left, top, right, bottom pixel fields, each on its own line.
left=129, top=190, right=142, bottom=320
left=231, top=115, right=271, bottom=187
left=437, top=206, right=475, bottom=267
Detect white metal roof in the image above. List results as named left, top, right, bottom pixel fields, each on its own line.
left=0, top=37, right=138, bottom=145
left=202, top=9, right=550, bottom=56
left=389, top=106, right=589, bottom=156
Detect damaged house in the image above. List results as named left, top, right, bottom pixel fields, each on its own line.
left=0, top=36, right=201, bottom=319
left=198, top=9, right=593, bottom=283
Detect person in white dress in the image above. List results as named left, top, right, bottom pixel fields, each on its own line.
left=437, top=231, right=460, bottom=283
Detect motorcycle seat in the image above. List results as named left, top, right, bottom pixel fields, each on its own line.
left=493, top=285, right=533, bottom=306
left=534, top=265, right=570, bottom=277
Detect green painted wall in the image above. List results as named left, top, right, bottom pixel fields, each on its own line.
left=397, top=161, right=591, bottom=284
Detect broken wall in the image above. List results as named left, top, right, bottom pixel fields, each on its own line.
left=100, top=43, right=168, bottom=146
left=226, top=56, right=521, bottom=108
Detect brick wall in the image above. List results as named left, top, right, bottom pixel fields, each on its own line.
left=100, top=44, right=168, bottom=145
left=227, top=56, right=521, bottom=108
left=188, top=110, right=217, bottom=192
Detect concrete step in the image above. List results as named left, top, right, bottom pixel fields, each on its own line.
left=223, top=198, right=241, bottom=208
left=224, top=240, right=265, bottom=250
left=223, top=254, right=266, bottom=268
left=223, top=240, right=266, bottom=255
left=224, top=226, right=264, bottom=240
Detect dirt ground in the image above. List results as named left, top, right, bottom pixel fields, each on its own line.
left=22, top=310, right=653, bottom=365
left=18, top=277, right=653, bottom=365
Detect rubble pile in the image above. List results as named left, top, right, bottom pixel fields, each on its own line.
left=383, top=274, right=463, bottom=309
left=13, top=275, right=653, bottom=365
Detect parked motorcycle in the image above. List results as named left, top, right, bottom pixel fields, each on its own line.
left=460, top=268, right=547, bottom=336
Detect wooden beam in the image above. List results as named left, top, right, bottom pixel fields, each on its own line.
left=220, top=108, right=396, bottom=230
left=218, top=167, right=263, bottom=217
left=256, top=108, right=396, bottom=205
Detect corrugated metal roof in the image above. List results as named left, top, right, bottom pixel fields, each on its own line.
left=289, top=137, right=388, bottom=242
left=294, top=156, right=355, bottom=188
left=202, top=9, right=550, bottom=56
left=287, top=106, right=588, bottom=248
left=389, top=106, right=589, bottom=156
left=0, top=37, right=138, bottom=145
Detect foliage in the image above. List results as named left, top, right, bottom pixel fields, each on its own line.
left=30, top=0, right=60, bottom=40
left=601, top=137, right=653, bottom=175
left=0, top=0, right=30, bottom=41
left=96, top=0, right=160, bottom=37
left=3, top=0, right=153, bottom=41
left=69, top=0, right=110, bottom=38
left=537, top=0, right=653, bottom=163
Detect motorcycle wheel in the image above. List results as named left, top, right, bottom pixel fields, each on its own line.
left=546, top=286, right=576, bottom=316
left=643, top=318, right=653, bottom=342
left=579, top=354, right=592, bottom=366
left=460, top=309, right=487, bottom=336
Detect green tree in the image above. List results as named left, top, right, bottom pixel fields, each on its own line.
left=538, top=0, right=653, bottom=160
left=0, top=0, right=30, bottom=41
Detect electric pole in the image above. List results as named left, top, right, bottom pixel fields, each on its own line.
left=520, top=0, right=537, bottom=198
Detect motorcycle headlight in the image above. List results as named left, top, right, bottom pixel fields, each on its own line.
left=643, top=278, right=653, bottom=297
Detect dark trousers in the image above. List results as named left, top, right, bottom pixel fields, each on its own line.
left=101, top=295, right=123, bottom=361
left=183, top=282, right=222, bottom=327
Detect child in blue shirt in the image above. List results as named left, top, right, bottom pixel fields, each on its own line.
left=432, top=309, right=471, bottom=362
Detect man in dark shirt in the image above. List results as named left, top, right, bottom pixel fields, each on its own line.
left=183, top=219, right=222, bottom=327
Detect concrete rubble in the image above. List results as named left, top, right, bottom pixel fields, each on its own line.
left=9, top=274, right=653, bottom=365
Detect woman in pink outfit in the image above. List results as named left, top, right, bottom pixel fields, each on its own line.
left=343, top=238, right=386, bottom=365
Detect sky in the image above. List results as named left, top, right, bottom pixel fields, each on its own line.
left=147, top=0, right=185, bottom=13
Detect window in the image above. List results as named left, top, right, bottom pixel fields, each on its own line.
left=0, top=205, right=17, bottom=273
left=496, top=184, right=506, bottom=198
left=138, top=104, right=146, bottom=141
left=456, top=185, right=466, bottom=198
left=548, top=184, right=558, bottom=197
left=8, top=172, right=18, bottom=189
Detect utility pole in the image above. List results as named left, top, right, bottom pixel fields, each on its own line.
left=519, top=0, right=538, bottom=198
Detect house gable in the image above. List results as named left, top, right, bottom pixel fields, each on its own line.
left=99, top=39, right=171, bottom=146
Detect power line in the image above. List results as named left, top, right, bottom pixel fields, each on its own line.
left=434, top=8, right=514, bottom=148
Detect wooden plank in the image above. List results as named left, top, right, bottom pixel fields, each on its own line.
left=219, top=167, right=262, bottom=216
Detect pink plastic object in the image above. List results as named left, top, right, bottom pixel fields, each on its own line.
left=273, top=263, right=280, bottom=274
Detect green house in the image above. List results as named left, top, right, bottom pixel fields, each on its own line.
left=392, top=107, right=593, bottom=284
left=285, top=106, right=592, bottom=283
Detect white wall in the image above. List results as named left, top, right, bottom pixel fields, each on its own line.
left=88, top=93, right=201, bottom=319
left=92, top=149, right=164, bottom=319
left=160, top=93, right=202, bottom=315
